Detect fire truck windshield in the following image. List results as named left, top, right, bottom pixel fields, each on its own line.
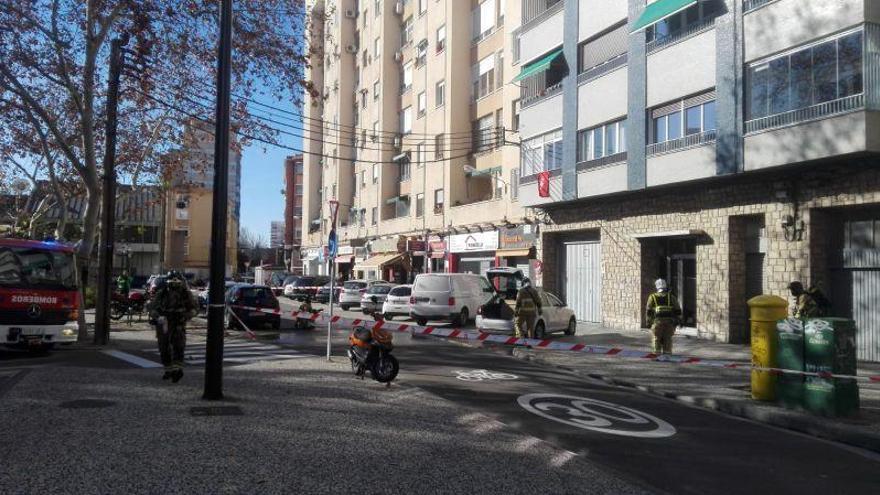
left=0, top=245, right=76, bottom=290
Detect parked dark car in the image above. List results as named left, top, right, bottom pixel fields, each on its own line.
left=315, top=282, right=342, bottom=304
left=225, top=284, right=281, bottom=330
left=283, top=275, right=330, bottom=301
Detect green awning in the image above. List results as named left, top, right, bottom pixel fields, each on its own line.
left=513, top=48, right=563, bottom=82
left=631, top=0, right=697, bottom=32
left=467, top=166, right=502, bottom=177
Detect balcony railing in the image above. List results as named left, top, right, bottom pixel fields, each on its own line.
left=745, top=93, right=865, bottom=134
left=578, top=54, right=627, bottom=85
left=576, top=152, right=628, bottom=172
left=743, top=0, right=777, bottom=12
left=522, top=0, right=563, bottom=30
left=647, top=129, right=717, bottom=156
left=646, top=17, right=717, bottom=54
left=521, top=81, right=563, bottom=109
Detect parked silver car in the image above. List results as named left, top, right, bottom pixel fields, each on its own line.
left=360, top=283, right=395, bottom=314
left=339, top=279, right=387, bottom=310
left=381, top=285, right=412, bottom=320
left=476, top=267, right=577, bottom=338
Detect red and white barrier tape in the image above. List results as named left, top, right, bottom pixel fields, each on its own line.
left=230, top=305, right=880, bottom=385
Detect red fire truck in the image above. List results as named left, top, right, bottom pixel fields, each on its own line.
left=0, top=238, right=79, bottom=350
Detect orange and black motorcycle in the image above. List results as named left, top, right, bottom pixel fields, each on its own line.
left=347, top=313, right=399, bottom=384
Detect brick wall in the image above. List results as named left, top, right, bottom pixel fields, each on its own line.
left=537, top=161, right=880, bottom=342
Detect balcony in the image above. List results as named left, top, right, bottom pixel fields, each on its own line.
left=745, top=93, right=865, bottom=135
left=521, top=0, right=563, bottom=30
left=577, top=54, right=627, bottom=85
left=743, top=0, right=777, bottom=12
left=646, top=16, right=717, bottom=55
left=647, top=129, right=717, bottom=156
left=522, top=81, right=563, bottom=109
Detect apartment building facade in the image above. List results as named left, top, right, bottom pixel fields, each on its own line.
left=302, top=0, right=532, bottom=283
left=283, top=154, right=304, bottom=273
left=516, top=0, right=880, bottom=361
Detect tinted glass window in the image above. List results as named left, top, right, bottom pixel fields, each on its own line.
left=239, top=287, right=275, bottom=304
left=414, top=275, right=450, bottom=292
left=344, top=281, right=367, bottom=290
left=369, top=285, right=393, bottom=294
left=294, top=278, right=315, bottom=287
left=389, top=286, right=411, bottom=296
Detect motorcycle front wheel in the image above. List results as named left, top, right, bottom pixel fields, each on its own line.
left=109, top=303, right=125, bottom=320
left=370, top=354, right=399, bottom=383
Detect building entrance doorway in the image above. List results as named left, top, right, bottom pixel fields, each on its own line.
left=667, top=253, right=697, bottom=328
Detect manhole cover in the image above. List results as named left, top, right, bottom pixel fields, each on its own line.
left=59, top=399, right=117, bottom=409
left=190, top=406, right=244, bottom=417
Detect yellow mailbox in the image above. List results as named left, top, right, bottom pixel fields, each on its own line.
left=747, top=295, right=789, bottom=401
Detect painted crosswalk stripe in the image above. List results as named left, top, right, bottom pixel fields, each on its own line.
left=102, top=350, right=164, bottom=368
left=138, top=341, right=316, bottom=366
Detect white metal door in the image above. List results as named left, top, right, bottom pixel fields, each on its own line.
left=564, top=242, right=602, bottom=323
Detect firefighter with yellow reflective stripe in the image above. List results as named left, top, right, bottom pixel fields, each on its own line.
left=646, top=278, right=681, bottom=354
left=514, top=278, right=542, bottom=339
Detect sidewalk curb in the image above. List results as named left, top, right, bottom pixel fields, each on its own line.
left=457, top=340, right=880, bottom=455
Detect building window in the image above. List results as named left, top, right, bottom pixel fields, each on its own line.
left=521, top=129, right=562, bottom=176
left=375, top=0, right=380, bottom=17
left=417, top=91, right=427, bottom=117
left=402, top=16, right=413, bottom=46
left=400, top=106, right=412, bottom=134
left=510, top=169, right=519, bottom=200
left=435, top=134, right=445, bottom=159
left=511, top=99, right=520, bottom=131
left=434, top=188, right=444, bottom=213
left=373, top=80, right=380, bottom=100
left=746, top=29, right=864, bottom=121
left=473, top=0, right=497, bottom=41
left=416, top=39, right=428, bottom=67
left=436, top=25, right=446, bottom=53
left=416, top=142, right=425, bottom=168
left=362, top=49, right=368, bottom=66
left=402, top=61, right=413, bottom=92
left=650, top=96, right=716, bottom=145
left=374, top=37, right=381, bottom=58
left=646, top=0, right=721, bottom=46
left=418, top=0, right=427, bottom=15
left=372, top=164, right=379, bottom=184
left=577, top=118, right=627, bottom=162
left=520, top=49, right=565, bottom=105
left=416, top=193, right=425, bottom=217
left=372, top=207, right=378, bottom=225
left=372, top=121, right=379, bottom=141
left=399, top=156, right=411, bottom=181
left=473, top=54, right=495, bottom=99
left=473, top=114, right=495, bottom=153
left=435, top=80, right=445, bottom=107
left=359, top=209, right=366, bottom=226
left=492, top=169, right=504, bottom=199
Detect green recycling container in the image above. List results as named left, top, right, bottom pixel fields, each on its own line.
left=775, top=318, right=805, bottom=410
left=803, top=318, right=859, bottom=417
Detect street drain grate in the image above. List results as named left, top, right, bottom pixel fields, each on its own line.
left=190, top=406, right=244, bottom=417
left=59, top=399, right=117, bottom=409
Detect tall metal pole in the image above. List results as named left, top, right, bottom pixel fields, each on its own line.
left=94, top=37, right=127, bottom=346
left=204, top=0, right=233, bottom=400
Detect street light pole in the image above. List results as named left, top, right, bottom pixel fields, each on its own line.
left=327, top=199, right=339, bottom=361
left=204, top=0, right=233, bottom=401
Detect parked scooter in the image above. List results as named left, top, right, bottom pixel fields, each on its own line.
left=347, top=311, right=399, bottom=384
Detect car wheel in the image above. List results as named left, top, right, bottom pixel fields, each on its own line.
left=416, top=317, right=427, bottom=326
left=340, top=304, right=349, bottom=311
left=535, top=321, right=546, bottom=339
left=565, top=317, right=577, bottom=336
left=455, top=307, right=469, bottom=327
left=384, top=313, right=393, bottom=321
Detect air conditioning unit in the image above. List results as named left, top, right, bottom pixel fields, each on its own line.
left=345, top=44, right=358, bottom=54
left=394, top=1, right=403, bottom=15
left=344, top=8, right=358, bottom=18
left=393, top=50, right=403, bottom=62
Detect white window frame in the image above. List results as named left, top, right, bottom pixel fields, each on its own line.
left=401, top=106, right=412, bottom=134
left=374, top=37, right=381, bottom=57
left=402, top=61, right=413, bottom=91
left=436, top=25, right=446, bottom=53
left=373, top=80, right=380, bottom=100
left=435, top=79, right=445, bottom=107
left=417, top=91, right=427, bottom=117
left=473, top=54, right=495, bottom=99
left=578, top=118, right=627, bottom=162
left=520, top=128, right=563, bottom=177
left=372, top=164, right=379, bottom=184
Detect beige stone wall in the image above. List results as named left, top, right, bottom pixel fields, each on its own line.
left=538, top=162, right=880, bottom=342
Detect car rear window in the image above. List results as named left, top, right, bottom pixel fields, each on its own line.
left=389, top=286, right=411, bottom=296
left=344, top=281, right=367, bottom=290
left=238, top=287, right=275, bottom=305
left=294, top=278, right=315, bottom=287
left=369, top=285, right=393, bottom=295
left=414, top=275, right=450, bottom=292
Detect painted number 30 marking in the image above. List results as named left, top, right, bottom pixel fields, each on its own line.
left=454, top=369, right=519, bottom=381
left=518, top=393, right=677, bottom=438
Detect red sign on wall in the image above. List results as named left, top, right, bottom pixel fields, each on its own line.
left=538, top=171, right=550, bottom=198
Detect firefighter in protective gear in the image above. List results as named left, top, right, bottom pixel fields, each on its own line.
left=514, top=278, right=542, bottom=339
left=646, top=278, right=681, bottom=354
left=148, top=270, right=197, bottom=382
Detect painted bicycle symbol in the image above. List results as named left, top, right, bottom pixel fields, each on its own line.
left=453, top=369, right=519, bottom=382
left=518, top=393, right=677, bottom=438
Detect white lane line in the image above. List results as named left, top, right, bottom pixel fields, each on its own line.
left=102, top=350, right=163, bottom=368
left=186, top=355, right=314, bottom=365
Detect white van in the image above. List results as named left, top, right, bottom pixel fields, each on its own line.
left=410, top=273, right=496, bottom=327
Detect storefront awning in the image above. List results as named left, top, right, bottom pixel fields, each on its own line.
left=631, top=229, right=706, bottom=239
left=512, top=48, right=563, bottom=82
left=496, top=248, right=532, bottom=258
left=358, top=252, right=404, bottom=271
left=631, top=0, right=696, bottom=32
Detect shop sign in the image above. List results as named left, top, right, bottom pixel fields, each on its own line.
left=304, top=247, right=321, bottom=259
left=337, top=245, right=354, bottom=256
left=448, top=231, right=499, bottom=253
left=499, top=225, right=537, bottom=250
left=407, top=240, right=426, bottom=254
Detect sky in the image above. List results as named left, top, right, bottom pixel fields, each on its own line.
left=238, top=93, right=302, bottom=243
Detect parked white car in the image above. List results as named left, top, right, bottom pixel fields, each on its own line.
left=339, top=279, right=387, bottom=310
left=476, top=267, right=577, bottom=337
left=360, top=283, right=395, bottom=314
left=381, top=285, right=412, bottom=320
left=410, top=273, right=496, bottom=327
